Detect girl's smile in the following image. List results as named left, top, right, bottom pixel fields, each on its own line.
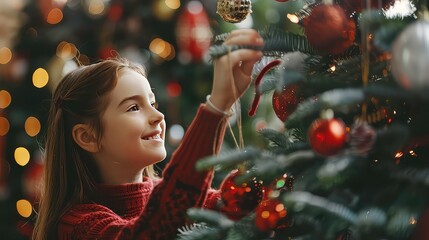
left=92, top=68, right=167, bottom=184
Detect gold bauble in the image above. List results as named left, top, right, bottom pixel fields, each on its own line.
left=216, top=0, right=252, bottom=23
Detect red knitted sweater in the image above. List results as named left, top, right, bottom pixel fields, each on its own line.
left=58, top=105, right=226, bottom=239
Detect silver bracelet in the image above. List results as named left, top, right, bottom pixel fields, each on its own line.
left=206, top=95, right=233, bottom=117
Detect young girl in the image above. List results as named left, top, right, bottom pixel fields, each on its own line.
left=33, top=29, right=264, bottom=239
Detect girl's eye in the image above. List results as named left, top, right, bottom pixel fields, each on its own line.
left=151, top=101, right=158, bottom=109
left=127, top=105, right=140, bottom=112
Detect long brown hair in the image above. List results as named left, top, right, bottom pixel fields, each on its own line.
left=33, top=58, right=157, bottom=240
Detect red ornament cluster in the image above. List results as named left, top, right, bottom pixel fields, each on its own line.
left=303, top=4, right=356, bottom=55
left=220, top=169, right=264, bottom=220
left=272, top=84, right=302, bottom=122
left=255, top=198, right=288, bottom=231
left=308, top=117, right=348, bottom=156
left=256, top=173, right=293, bottom=231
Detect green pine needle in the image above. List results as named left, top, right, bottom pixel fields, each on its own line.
left=209, top=29, right=317, bottom=60
left=177, top=224, right=222, bottom=240
left=285, top=88, right=366, bottom=128
left=186, top=208, right=235, bottom=228
left=283, top=191, right=358, bottom=224
left=195, top=147, right=261, bottom=171
left=258, top=128, right=289, bottom=148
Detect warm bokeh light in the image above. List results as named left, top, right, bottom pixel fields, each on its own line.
left=287, top=14, right=299, bottom=23
left=14, top=147, right=30, bottom=166
left=0, top=117, right=10, bottom=136
left=32, top=68, right=49, bottom=88
left=47, top=8, right=64, bottom=24
left=56, top=41, right=78, bottom=59
left=88, top=0, right=106, bottom=16
left=16, top=199, right=32, bottom=218
left=165, top=0, right=180, bottom=9
left=149, top=38, right=175, bottom=60
left=166, top=82, right=182, bottom=97
left=0, top=47, right=12, bottom=64
left=149, top=38, right=166, bottom=55
left=25, top=116, right=41, bottom=137
left=152, top=0, right=178, bottom=20
left=77, top=54, right=90, bottom=65
left=0, top=90, right=12, bottom=108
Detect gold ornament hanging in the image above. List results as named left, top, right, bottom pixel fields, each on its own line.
left=216, top=0, right=252, bottom=23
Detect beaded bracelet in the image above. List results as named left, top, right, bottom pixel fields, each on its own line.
left=206, top=95, right=234, bottom=117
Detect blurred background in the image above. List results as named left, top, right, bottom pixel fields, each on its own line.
left=0, top=0, right=300, bottom=238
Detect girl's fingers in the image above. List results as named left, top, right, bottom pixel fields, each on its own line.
left=240, top=60, right=257, bottom=75
left=229, top=49, right=263, bottom=69
left=224, top=30, right=264, bottom=47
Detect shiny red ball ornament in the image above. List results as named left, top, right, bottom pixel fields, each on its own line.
left=176, top=1, right=212, bottom=62
left=303, top=4, right=356, bottom=55
left=272, top=84, right=301, bottom=122
left=220, top=169, right=264, bottom=220
left=308, top=117, right=347, bottom=156
left=339, top=0, right=395, bottom=14
left=255, top=198, right=288, bottom=231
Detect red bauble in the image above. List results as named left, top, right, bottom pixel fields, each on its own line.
left=272, top=84, right=301, bottom=122
left=303, top=4, right=356, bottom=55
left=339, top=0, right=395, bottom=14
left=255, top=198, right=288, bottom=231
left=220, top=169, right=264, bottom=220
left=175, top=1, right=212, bottom=62
left=308, top=117, right=347, bottom=156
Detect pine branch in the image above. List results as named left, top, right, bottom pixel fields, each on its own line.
left=360, top=10, right=415, bottom=51
left=246, top=150, right=317, bottom=183
left=277, top=71, right=306, bottom=92
left=227, top=214, right=264, bottom=240
left=285, top=88, right=366, bottom=128
left=186, top=208, right=235, bottom=228
left=195, top=147, right=261, bottom=171
left=209, top=29, right=317, bottom=60
left=282, top=191, right=358, bottom=224
left=258, top=74, right=278, bottom=94
left=389, top=165, right=429, bottom=187
left=363, top=84, right=414, bottom=101
left=258, top=128, right=289, bottom=148
left=316, top=154, right=359, bottom=189
left=177, top=224, right=222, bottom=240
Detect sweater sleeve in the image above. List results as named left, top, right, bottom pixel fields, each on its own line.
left=58, top=104, right=228, bottom=240
left=133, top=104, right=228, bottom=239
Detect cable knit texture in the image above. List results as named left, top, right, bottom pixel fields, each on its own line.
left=58, top=105, right=227, bottom=239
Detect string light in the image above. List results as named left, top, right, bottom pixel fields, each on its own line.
left=0, top=47, right=12, bottom=64
left=165, top=0, right=180, bottom=9
left=56, top=41, right=78, bottom=60
left=287, top=14, right=299, bottom=23
left=14, top=147, right=30, bottom=167
left=0, top=90, right=12, bottom=108
left=32, top=68, right=49, bottom=88
left=16, top=199, right=32, bottom=218
left=24, top=116, right=41, bottom=137
left=88, top=0, right=105, bottom=16
left=47, top=8, right=64, bottom=24
left=0, top=117, right=10, bottom=136
left=149, top=38, right=175, bottom=60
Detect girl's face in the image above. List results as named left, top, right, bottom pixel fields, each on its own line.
left=96, top=68, right=166, bottom=172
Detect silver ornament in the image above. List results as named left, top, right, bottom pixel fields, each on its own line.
left=391, top=21, right=429, bottom=94
left=216, top=0, right=252, bottom=23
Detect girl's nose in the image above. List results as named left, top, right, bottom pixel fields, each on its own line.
left=149, top=108, right=164, bottom=125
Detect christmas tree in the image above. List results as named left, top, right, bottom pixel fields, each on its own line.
left=177, top=0, right=429, bottom=239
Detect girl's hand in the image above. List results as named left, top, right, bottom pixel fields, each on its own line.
left=208, top=29, right=264, bottom=113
